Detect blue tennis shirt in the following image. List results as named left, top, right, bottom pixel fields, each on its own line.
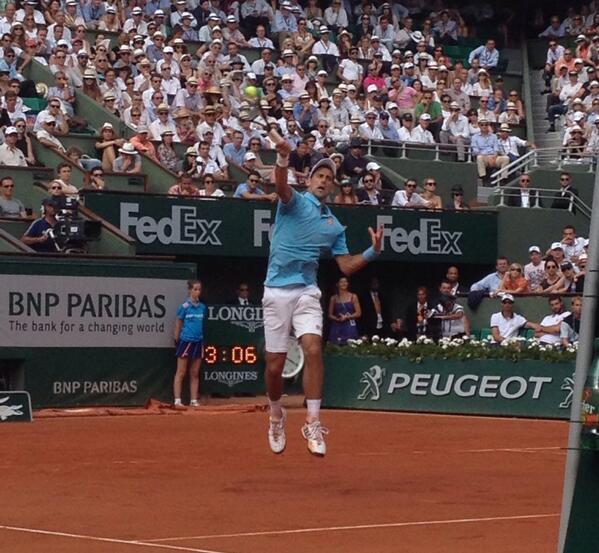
left=176, top=299, right=206, bottom=342
left=264, top=190, right=349, bottom=287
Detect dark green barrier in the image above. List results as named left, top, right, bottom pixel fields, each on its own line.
left=322, top=355, right=573, bottom=419
left=84, top=192, right=498, bottom=263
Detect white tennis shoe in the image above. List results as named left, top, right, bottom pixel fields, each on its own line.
left=301, top=420, right=328, bottom=456
left=268, top=407, right=287, bottom=454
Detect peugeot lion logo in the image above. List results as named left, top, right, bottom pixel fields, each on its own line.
left=560, top=375, right=575, bottom=409
left=358, top=365, right=385, bottom=401
left=0, top=396, right=24, bottom=421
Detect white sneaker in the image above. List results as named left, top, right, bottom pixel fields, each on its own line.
left=268, top=407, right=287, bottom=454
left=301, top=420, right=329, bottom=456
left=190, top=399, right=200, bottom=408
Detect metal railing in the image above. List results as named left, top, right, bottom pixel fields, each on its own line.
left=364, top=140, right=475, bottom=162
left=489, top=147, right=599, bottom=186
left=489, top=187, right=592, bottom=219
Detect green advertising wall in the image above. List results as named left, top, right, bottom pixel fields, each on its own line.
left=83, top=193, right=498, bottom=264
left=322, top=355, right=574, bottom=419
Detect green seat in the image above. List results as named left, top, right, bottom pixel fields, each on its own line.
left=23, top=97, right=47, bottom=114
left=479, top=328, right=492, bottom=341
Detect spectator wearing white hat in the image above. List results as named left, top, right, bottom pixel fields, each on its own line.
left=329, top=89, right=349, bottom=130
left=223, top=15, right=250, bottom=48
left=497, top=102, right=521, bottom=125
left=312, top=26, right=339, bottom=73
left=412, top=113, right=435, bottom=145
left=112, top=142, right=142, bottom=174
left=369, top=35, right=391, bottom=61
left=497, top=123, right=533, bottom=163
left=524, top=246, right=546, bottom=293
left=440, top=102, right=470, bottom=161
left=274, top=49, right=297, bottom=79
left=359, top=109, right=383, bottom=140
left=198, top=13, right=222, bottom=42
left=150, top=103, right=180, bottom=142
left=0, top=126, right=26, bottom=166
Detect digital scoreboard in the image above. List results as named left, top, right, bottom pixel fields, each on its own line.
left=200, top=305, right=265, bottom=395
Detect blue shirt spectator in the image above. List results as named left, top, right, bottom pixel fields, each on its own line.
left=82, top=0, right=106, bottom=23
left=471, top=129, right=500, bottom=155
left=274, top=7, right=298, bottom=33
left=223, top=133, right=247, bottom=165
left=468, top=40, right=499, bottom=69
left=470, top=258, right=509, bottom=294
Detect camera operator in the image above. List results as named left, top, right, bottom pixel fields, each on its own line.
left=21, top=197, right=59, bottom=252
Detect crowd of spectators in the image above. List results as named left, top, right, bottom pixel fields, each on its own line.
left=539, top=9, right=599, bottom=158
left=0, top=0, right=531, bottom=202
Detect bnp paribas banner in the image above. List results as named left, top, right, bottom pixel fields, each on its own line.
left=84, top=194, right=497, bottom=263
left=0, top=274, right=184, bottom=348
left=322, top=356, right=574, bottom=419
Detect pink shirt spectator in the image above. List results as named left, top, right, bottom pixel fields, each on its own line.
left=363, top=75, right=386, bottom=92
left=389, top=86, right=418, bottom=109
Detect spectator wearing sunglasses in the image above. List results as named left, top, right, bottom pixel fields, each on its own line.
left=0, top=176, right=26, bottom=217
left=233, top=171, right=277, bottom=202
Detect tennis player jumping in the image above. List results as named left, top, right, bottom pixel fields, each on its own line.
left=264, top=130, right=383, bottom=456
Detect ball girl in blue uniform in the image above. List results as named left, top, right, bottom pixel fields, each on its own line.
left=173, top=280, right=206, bottom=408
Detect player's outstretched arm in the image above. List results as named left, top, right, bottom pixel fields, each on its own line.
left=268, top=128, right=293, bottom=204
left=336, top=225, right=383, bottom=276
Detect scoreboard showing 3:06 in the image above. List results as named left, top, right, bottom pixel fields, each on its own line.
left=200, top=305, right=265, bottom=395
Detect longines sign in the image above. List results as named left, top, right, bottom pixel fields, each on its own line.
left=84, top=194, right=497, bottom=263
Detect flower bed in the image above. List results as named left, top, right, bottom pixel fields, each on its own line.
left=326, top=335, right=577, bottom=363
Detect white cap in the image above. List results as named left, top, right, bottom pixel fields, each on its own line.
left=227, top=15, right=237, bottom=22
left=500, top=293, right=515, bottom=303
left=247, top=72, right=256, bottom=80
left=317, top=69, right=328, bottom=76
left=386, top=102, right=398, bottom=110
left=244, top=152, right=256, bottom=161
left=366, top=162, right=381, bottom=171
left=419, top=113, right=431, bottom=120
left=208, top=13, right=220, bottom=20
left=282, top=49, right=294, bottom=57
left=132, top=6, right=143, bottom=14
left=181, top=11, right=193, bottom=18
left=575, top=57, right=584, bottom=64
left=591, top=80, right=599, bottom=87
left=163, top=46, right=174, bottom=54
left=4, top=126, right=17, bottom=134
left=404, top=62, right=414, bottom=69
left=319, top=25, right=329, bottom=33
left=367, top=84, right=378, bottom=93
left=44, top=115, right=56, bottom=123
left=528, top=246, right=541, bottom=253
left=551, top=242, right=564, bottom=250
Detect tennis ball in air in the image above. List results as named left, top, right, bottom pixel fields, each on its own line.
left=245, top=86, right=259, bottom=98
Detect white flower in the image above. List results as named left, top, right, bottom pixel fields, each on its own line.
left=346, top=339, right=356, bottom=346
left=355, top=339, right=363, bottom=346
left=372, top=335, right=380, bottom=342
left=384, top=338, right=398, bottom=347
left=441, top=344, right=448, bottom=350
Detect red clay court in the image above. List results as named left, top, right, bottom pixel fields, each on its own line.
left=1, top=405, right=566, bottom=553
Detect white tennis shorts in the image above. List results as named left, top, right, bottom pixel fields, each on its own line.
left=262, top=285, right=323, bottom=353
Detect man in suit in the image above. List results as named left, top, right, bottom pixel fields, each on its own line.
left=229, top=282, right=254, bottom=305
left=505, top=173, right=541, bottom=208
left=551, top=172, right=579, bottom=213
left=359, top=276, right=390, bottom=337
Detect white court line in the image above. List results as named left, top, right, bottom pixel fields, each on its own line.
left=144, top=513, right=560, bottom=543
left=0, top=525, right=230, bottom=553
left=338, top=410, right=567, bottom=423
